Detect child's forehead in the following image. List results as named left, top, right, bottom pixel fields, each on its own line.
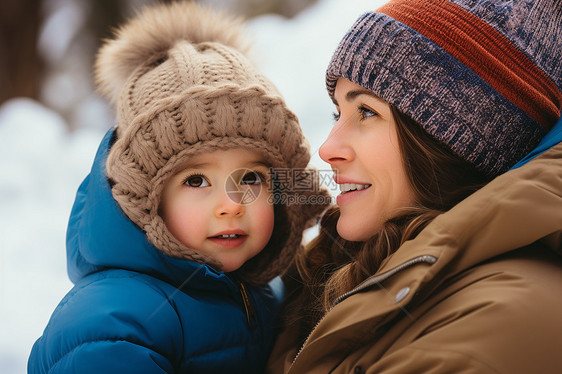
left=174, top=148, right=271, bottom=171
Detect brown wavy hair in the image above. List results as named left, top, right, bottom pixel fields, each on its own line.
left=280, top=106, right=491, bottom=346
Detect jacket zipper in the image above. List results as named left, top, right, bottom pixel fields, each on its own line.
left=239, top=282, right=258, bottom=329
left=291, top=255, right=437, bottom=366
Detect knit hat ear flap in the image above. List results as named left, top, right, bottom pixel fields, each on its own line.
left=94, top=2, right=251, bottom=104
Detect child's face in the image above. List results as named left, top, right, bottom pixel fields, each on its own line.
left=160, top=148, right=275, bottom=272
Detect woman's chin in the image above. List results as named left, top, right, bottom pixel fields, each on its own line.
left=336, top=218, right=376, bottom=242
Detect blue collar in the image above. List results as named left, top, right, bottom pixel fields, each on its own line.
left=511, top=116, right=562, bottom=169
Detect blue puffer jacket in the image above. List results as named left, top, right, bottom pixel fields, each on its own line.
left=28, top=130, right=283, bottom=373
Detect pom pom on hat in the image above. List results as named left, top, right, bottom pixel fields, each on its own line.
left=95, top=2, right=250, bottom=104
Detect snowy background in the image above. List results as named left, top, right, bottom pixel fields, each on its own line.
left=0, top=0, right=384, bottom=372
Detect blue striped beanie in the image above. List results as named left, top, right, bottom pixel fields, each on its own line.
left=327, top=0, right=561, bottom=176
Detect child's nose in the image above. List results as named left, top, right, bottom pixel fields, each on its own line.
left=215, top=193, right=245, bottom=217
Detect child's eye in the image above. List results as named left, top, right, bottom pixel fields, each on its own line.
left=184, top=174, right=210, bottom=188
left=241, top=171, right=265, bottom=185
left=358, top=105, right=378, bottom=120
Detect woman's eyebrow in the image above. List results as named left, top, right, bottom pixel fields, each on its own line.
left=346, top=89, right=381, bottom=102
left=333, top=89, right=383, bottom=106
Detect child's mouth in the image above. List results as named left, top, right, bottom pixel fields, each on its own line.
left=208, top=233, right=248, bottom=248
left=214, top=234, right=242, bottom=239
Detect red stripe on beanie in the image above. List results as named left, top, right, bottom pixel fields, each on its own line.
left=378, top=0, right=561, bottom=129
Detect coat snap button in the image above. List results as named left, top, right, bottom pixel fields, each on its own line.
left=354, top=366, right=365, bottom=374
left=395, top=286, right=410, bottom=303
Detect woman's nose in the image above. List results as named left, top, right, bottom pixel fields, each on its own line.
left=319, top=119, right=354, bottom=165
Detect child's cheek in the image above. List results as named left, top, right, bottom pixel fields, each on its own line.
left=254, top=201, right=275, bottom=245
left=165, top=200, right=207, bottom=249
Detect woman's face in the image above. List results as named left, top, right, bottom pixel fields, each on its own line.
left=319, top=78, right=415, bottom=241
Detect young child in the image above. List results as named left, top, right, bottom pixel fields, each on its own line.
left=28, top=3, right=328, bottom=373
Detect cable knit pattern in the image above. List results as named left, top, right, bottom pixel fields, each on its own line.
left=95, top=2, right=329, bottom=285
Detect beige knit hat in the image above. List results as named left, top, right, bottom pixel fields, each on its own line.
left=94, top=2, right=329, bottom=285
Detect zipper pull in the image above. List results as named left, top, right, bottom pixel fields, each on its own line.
left=239, top=282, right=258, bottom=329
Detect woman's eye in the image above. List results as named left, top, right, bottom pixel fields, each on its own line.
left=358, top=105, right=378, bottom=120
left=184, top=175, right=210, bottom=187
left=241, top=171, right=264, bottom=185
left=332, top=111, right=341, bottom=122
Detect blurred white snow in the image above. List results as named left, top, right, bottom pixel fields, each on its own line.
left=0, top=0, right=383, bottom=372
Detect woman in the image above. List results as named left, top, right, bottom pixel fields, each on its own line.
left=268, top=0, right=562, bottom=373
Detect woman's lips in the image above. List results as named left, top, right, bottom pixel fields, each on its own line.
left=333, top=176, right=372, bottom=206
left=336, top=185, right=371, bottom=206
